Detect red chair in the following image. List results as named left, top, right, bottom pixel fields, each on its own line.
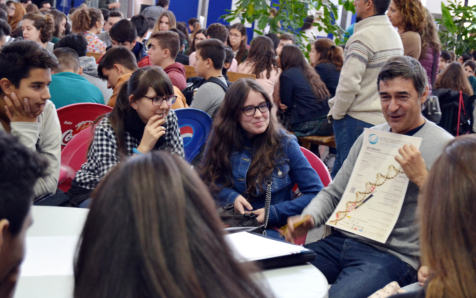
left=57, top=103, right=112, bottom=150
left=58, top=127, right=94, bottom=193
left=293, top=147, right=332, bottom=245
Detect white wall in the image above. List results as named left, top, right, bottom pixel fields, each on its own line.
left=423, top=0, right=452, bottom=15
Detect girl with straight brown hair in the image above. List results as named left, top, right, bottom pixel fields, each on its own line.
left=74, top=151, right=272, bottom=298
left=278, top=44, right=331, bottom=137
left=237, top=35, right=281, bottom=99
left=390, top=135, right=476, bottom=298
left=153, top=10, right=176, bottom=32
left=227, top=23, right=248, bottom=64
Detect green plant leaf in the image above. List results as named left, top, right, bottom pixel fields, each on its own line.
left=258, top=15, right=269, bottom=30
left=441, top=2, right=457, bottom=33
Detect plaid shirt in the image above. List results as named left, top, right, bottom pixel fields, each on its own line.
left=74, top=110, right=184, bottom=190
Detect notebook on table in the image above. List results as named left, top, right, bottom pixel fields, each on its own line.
left=225, top=232, right=316, bottom=270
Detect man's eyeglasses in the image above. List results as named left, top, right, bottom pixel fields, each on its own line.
left=242, top=102, right=269, bottom=116
left=143, top=95, right=177, bottom=106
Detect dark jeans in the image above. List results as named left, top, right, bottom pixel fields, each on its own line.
left=305, top=233, right=417, bottom=298
left=330, top=115, right=373, bottom=178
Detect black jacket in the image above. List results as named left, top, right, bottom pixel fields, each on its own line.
left=279, top=67, right=329, bottom=125
left=432, top=88, right=474, bottom=136
left=314, top=63, right=340, bottom=98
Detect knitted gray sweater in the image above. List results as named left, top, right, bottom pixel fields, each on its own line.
left=302, top=120, right=453, bottom=269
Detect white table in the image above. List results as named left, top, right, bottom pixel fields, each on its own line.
left=15, top=206, right=328, bottom=298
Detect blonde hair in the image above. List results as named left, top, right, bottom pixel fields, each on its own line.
left=152, top=11, right=176, bottom=33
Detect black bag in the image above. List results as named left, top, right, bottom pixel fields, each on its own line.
left=182, top=76, right=230, bottom=106
left=217, top=181, right=273, bottom=236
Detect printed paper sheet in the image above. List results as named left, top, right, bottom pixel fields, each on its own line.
left=326, top=128, right=422, bottom=243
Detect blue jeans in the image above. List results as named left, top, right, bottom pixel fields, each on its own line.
left=330, top=115, right=374, bottom=178
left=305, top=233, right=417, bottom=298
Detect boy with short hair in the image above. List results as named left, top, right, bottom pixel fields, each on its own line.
left=50, top=48, right=104, bottom=109
left=130, top=15, right=149, bottom=44
left=170, top=28, right=189, bottom=66
left=191, top=39, right=228, bottom=118
left=147, top=31, right=187, bottom=90
left=276, top=33, right=296, bottom=56
left=98, top=47, right=138, bottom=107
left=0, top=40, right=61, bottom=201
left=109, top=19, right=149, bottom=66
left=0, top=131, right=48, bottom=298
left=54, top=33, right=112, bottom=101
left=98, top=10, right=124, bottom=47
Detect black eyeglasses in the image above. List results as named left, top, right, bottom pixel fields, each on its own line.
left=242, top=102, right=269, bottom=116
left=143, top=95, right=177, bottom=106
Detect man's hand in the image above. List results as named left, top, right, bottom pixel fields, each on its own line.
left=108, top=2, right=120, bottom=9
left=278, top=101, right=288, bottom=111
left=395, top=144, right=428, bottom=188
left=418, top=266, right=429, bottom=286
left=4, top=93, right=41, bottom=123
left=284, top=215, right=315, bottom=244
left=233, top=196, right=252, bottom=214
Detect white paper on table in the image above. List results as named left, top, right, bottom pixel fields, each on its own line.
left=326, top=128, right=422, bottom=243
left=20, top=236, right=79, bottom=277
left=225, top=232, right=309, bottom=262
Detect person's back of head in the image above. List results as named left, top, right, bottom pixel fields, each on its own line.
left=205, top=23, right=228, bottom=43
left=0, top=131, right=48, bottom=298
left=169, top=28, right=185, bottom=52
left=70, top=8, right=102, bottom=33
left=97, top=46, right=138, bottom=80
left=0, top=19, right=11, bottom=45
left=265, top=33, right=279, bottom=51
left=223, top=45, right=234, bottom=69
left=109, top=19, right=137, bottom=48
left=419, top=135, right=476, bottom=298
left=99, top=8, right=109, bottom=23
left=188, top=17, right=198, bottom=27
left=149, top=31, right=180, bottom=59
left=74, top=151, right=269, bottom=298
left=196, top=38, right=225, bottom=71
left=25, top=3, right=38, bottom=13
left=156, top=0, right=169, bottom=8
left=146, top=17, right=155, bottom=32
left=54, top=33, right=88, bottom=57
left=435, top=62, right=473, bottom=96
left=0, top=40, right=58, bottom=95
left=0, top=3, right=7, bottom=19
left=53, top=47, right=81, bottom=74
left=246, top=35, right=278, bottom=79
left=313, top=38, right=343, bottom=71
left=130, top=15, right=148, bottom=39
left=40, top=1, right=50, bottom=9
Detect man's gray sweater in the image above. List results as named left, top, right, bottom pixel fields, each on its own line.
left=303, top=120, right=453, bottom=269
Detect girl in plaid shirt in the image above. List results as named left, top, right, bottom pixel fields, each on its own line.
left=67, top=66, right=184, bottom=206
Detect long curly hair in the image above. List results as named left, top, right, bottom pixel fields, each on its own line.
left=393, top=0, right=425, bottom=34
left=241, top=36, right=279, bottom=80
left=23, top=12, right=54, bottom=43
left=420, top=7, right=441, bottom=56
left=200, top=79, right=287, bottom=195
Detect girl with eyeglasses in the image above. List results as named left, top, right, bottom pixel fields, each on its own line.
left=67, top=66, right=184, bottom=206
left=201, top=79, right=323, bottom=239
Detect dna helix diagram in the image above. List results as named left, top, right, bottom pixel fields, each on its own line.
left=329, top=165, right=404, bottom=226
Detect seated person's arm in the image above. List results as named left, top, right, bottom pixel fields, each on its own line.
left=267, top=136, right=324, bottom=226
left=279, top=71, right=294, bottom=112
left=163, top=111, right=185, bottom=158
left=395, top=144, right=427, bottom=188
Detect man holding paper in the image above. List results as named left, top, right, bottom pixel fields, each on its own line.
left=285, top=56, right=453, bottom=298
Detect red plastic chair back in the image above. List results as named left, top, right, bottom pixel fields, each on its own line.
left=58, top=127, right=94, bottom=192
left=293, top=147, right=332, bottom=245
left=57, top=103, right=112, bottom=150
left=300, top=147, right=332, bottom=187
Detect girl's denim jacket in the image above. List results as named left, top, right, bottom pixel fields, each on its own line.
left=216, top=134, right=323, bottom=227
